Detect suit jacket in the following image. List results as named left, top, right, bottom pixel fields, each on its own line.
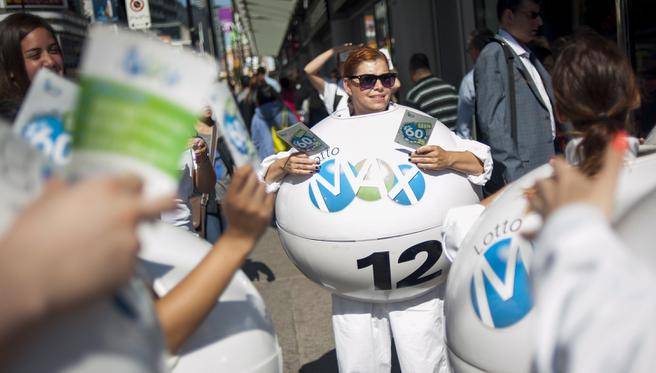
left=474, top=39, right=555, bottom=193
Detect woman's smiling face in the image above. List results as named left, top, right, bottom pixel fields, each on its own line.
left=21, top=27, right=64, bottom=82
left=344, top=58, right=391, bottom=115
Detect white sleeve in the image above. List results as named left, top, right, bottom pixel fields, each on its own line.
left=322, top=82, right=337, bottom=113
left=532, top=203, right=656, bottom=373
left=441, top=204, right=485, bottom=262
left=256, top=148, right=298, bottom=193
left=448, top=132, right=492, bottom=185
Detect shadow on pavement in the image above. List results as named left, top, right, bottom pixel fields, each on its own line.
left=242, top=259, right=276, bottom=282
left=299, top=346, right=401, bottom=373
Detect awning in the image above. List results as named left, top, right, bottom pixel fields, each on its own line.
left=234, top=0, right=297, bottom=57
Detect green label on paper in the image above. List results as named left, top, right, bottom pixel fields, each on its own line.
left=73, top=76, right=196, bottom=179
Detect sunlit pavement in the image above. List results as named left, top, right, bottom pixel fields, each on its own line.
left=246, top=227, right=337, bottom=372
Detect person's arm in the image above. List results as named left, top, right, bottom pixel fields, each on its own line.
left=304, top=44, right=359, bottom=94
left=191, top=139, right=216, bottom=194
left=304, top=49, right=334, bottom=94
left=0, top=176, right=174, bottom=347
left=410, top=145, right=484, bottom=176
left=474, top=45, right=523, bottom=182
left=155, top=166, right=275, bottom=353
left=263, top=153, right=318, bottom=184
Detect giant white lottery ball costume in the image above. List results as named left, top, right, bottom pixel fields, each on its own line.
left=138, top=223, right=283, bottom=373
left=444, top=152, right=656, bottom=372
left=616, top=186, right=656, bottom=269
left=275, top=105, right=481, bottom=302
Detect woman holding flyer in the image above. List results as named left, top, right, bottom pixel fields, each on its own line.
left=0, top=13, right=64, bottom=121
left=261, top=47, right=491, bottom=373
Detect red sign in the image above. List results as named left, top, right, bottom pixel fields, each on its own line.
left=129, top=0, right=143, bottom=12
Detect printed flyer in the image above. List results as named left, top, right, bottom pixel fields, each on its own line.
left=71, top=26, right=218, bottom=197
left=13, top=69, right=78, bottom=167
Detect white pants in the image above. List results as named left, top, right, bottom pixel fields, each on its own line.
left=332, top=285, right=450, bottom=373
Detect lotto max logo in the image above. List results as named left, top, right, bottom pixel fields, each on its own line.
left=21, top=114, right=71, bottom=165
left=308, top=158, right=425, bottom=213
left=469, top=237, right=533, bottom=328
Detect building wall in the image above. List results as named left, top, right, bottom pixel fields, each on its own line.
left=279, top=0, right=477, bottom=100
left=387, top=0, right=440, bottom=99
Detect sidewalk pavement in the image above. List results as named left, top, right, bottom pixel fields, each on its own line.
left=246, top=227, right=337, bottom=372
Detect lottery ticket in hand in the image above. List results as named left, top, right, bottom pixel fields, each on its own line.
left=394, top=110, right=437, bottom=149
left=276, top=122, right=329, bottom=155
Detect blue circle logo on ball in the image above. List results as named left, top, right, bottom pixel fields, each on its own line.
left=469, top=237, right=533, bottom=328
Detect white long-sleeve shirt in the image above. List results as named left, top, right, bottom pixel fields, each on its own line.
left=531, top=203, right=656, bottom=373
left=258, top=104, right=492, bottom=193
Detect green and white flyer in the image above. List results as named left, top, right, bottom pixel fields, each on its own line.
left=71, top=26, right=218, bottom=197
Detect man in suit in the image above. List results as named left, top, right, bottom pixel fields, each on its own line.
left=475, top=0, right=555, bottom=194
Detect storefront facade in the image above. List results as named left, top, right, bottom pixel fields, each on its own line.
left=279, top=0, right=654, bottom=134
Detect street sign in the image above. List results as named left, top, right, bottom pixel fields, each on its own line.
left=125, top=0, right=151, bottom=30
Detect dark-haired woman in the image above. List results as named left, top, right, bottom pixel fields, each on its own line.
left=0, top=12, right=64, bottom=121
left=525, top=31, right=651, bottom=373
left=260, top=47, right=492, bottom=373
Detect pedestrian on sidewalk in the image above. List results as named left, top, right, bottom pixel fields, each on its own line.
left=456, top=29, right=494, bottom=140
left=475, top=0, right=556, bottom=195
left=405, top=53, right=459, bottom=132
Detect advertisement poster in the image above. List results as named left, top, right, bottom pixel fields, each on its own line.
left=91, top=0, right=119, bottom=23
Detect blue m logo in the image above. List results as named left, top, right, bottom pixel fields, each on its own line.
left=469, top=237, right=533, bottom=328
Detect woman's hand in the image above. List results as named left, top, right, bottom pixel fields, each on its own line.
left=1, top=175, right=174, bottom=319
left=282, top=153, right=320, bottom=176
left=333, top=42, right=363, bottom=55
left=527, top=134, right=627, bottom=220
left=410, top=145, right=484, bottom=175
left=190, top=138, right=208, bottom=161
left=264, top=153, right=318, bottom=183
left=409, top=145, right=453, bottom=171
left=223, top=165, right=275, bottom=243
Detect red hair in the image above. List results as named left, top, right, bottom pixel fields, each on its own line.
left=342, top=47, right=388, bottom=77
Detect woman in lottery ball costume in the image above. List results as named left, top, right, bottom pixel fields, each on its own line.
left=260, top=47, right=492, bottom=373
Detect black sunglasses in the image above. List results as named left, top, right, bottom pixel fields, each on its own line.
left=347, top=73, right=397, bottom=90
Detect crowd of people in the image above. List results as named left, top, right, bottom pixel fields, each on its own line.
left=1, top=0, right=655, bottom=371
